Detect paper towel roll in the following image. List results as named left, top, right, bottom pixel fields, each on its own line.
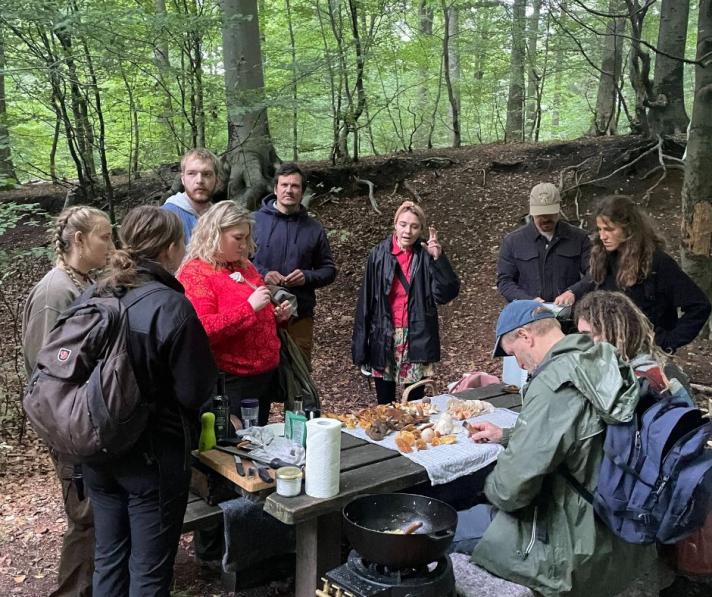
left=305, top=417, right=342, bottom=498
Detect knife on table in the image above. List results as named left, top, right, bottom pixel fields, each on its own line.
left=213, top=445, right=292, bottom=469
left=234, top=455, right=245, bottom=477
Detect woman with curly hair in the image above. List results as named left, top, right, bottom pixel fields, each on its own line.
left=587, top=195, right=710, bottom=353
left=22, top=205, right=113, bottom=597
left=178, top=200, right=293, bottom=426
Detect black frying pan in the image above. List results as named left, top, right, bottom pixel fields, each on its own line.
left=342, top=493, right=457, bottom=569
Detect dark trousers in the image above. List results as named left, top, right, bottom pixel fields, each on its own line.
left=50, top=452, right=95, bottom=597
left=224, top=368, right=276, bottom=427
left=83, top=444, right=190, bottom=597
left=374, top=378, right=426, bottom=404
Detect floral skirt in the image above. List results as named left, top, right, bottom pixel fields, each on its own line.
left=372, top=327, right=433, bottom=385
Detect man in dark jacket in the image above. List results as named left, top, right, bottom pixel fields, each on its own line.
left=252, top=163, right=337, bottom=364
left=497, top=183, right=590, bottom=305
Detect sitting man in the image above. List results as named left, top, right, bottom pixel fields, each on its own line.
left=497, top=183, right=590, bottom=306
left=460, top=300, right=655, bottom=597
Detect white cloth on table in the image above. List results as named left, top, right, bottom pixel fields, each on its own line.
left=342, top=394, right=519, bottom=485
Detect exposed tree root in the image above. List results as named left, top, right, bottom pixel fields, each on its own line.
left=354, top=177, right=381, bottom=214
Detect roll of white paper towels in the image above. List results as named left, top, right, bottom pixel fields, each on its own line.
left=305, top=417, right=342, bottom=498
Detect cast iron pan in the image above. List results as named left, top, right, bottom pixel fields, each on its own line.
left=342, top=493, right=457, bottom=569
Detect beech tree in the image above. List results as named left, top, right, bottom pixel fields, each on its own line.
left=650, top=0, right=690, bottom=136
left=221, top=0, right=278, bottom=209
left=591, top=0, right=626, bottom=136
left=681, top=0, right=712, bottom=312
left=505, top=0, right=526, bottom=143
left=0, top=23, right=17, bottom=188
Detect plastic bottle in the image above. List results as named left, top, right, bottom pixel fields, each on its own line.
left=212, top=373, right=230, bottom=441
left=198, top=412, right=217, bottom=452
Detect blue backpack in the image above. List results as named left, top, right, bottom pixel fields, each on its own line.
left=563, top=379, right=712, bottom=544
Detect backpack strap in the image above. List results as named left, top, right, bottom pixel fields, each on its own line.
left=558, top=464, right=595, bottom=505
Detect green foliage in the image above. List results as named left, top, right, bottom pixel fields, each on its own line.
left=0, top=0, right=701, bottom=180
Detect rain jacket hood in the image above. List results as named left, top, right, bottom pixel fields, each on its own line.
left=534, top=333, right=640, bottom=424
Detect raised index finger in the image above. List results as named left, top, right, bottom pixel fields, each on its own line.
left=428, top=225, right=438, bottom=242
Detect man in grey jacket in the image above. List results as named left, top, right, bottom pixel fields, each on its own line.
left=162, top=148, right=220, bottom=245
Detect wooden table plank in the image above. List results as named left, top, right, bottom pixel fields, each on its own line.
left=340, top=433, right=368, bottom=450
left=455, top=384, right=522, bottom=411
left=182, top=495, right=222, bottom=533
left=340, top=442, right=401, bottom=472
left=264, top=455, right=427, bottom=525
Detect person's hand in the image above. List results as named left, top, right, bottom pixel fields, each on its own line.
left=284, top=269, right=306, bottom=287
left=248, top=286, right=271, bottom=312
left=467, top=421, right=503, bottom=444
left=264, top=271, right=285, bottom=285
left=554, top=290, right=575, bottom=306
left=533, top=297, right=545, bottom=303
left=274, top=299, right=293, bottom=322
left=422, top=225, right=442, bottom=260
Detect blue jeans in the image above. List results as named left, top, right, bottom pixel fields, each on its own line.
left=83, top=444, right=190, bottom=596
left=449, top=504, right=497, bottom=555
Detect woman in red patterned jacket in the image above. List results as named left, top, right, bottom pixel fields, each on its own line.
left=178, top=201, right=293, bottom=425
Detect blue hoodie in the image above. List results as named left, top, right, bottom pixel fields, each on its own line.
left=162, top=192, right=200, bottom=245
left=252, top=195, right=337, bottom=318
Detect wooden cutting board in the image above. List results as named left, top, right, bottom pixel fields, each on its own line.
left=196, top=449, right=276, bottom=493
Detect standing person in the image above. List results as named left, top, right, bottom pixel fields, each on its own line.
left=587, top=195, right=711, bottom=353
left=252, top=162, right=336, bottom=365
left=352, top=200, right=460, bottom=404
left=162, top=148, right=221, bottom=245
left=178, top=201, right=293, bottom=426
left=22, top=205, right=113, bottom=597
left=82, top=206, right=217, bottom=596
left=497, top=182, right=590, bottom=305
left=459, top=301, right=655, bottom=597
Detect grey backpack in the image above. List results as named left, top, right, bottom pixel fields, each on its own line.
left=23, top=283, right=163, bottom=462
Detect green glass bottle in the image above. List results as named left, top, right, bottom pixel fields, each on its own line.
left=198, top=412, right=217, bottom=452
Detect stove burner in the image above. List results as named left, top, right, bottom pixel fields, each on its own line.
left=321, top=550, right=456, bottom=596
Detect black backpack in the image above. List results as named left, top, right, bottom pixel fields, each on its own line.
left=23, top=283, right=163, bottom=462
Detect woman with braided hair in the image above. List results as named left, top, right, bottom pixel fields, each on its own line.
left=22, top=205, right=113, bottom=597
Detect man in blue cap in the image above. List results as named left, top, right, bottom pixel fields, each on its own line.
left=453, top=300, right=655, bottom=597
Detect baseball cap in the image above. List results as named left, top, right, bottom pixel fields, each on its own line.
left=529, top=183, right=561, bottom=216
left=493, top=300, right=555, bottom=357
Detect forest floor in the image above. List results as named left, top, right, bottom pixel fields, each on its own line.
left=1, top=135, right=710, bottom=596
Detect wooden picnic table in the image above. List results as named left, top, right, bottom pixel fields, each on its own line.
left=263, top=383, right=521, bottom=597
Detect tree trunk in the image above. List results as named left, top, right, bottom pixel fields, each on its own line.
left=0, top=24, right=17, bottom=188
left=552, top=0, right=566, bottom=131
left=445, top=4, right=461, bottom=147
left=505, top=0, right=526, bottom=143
left=416, top=0, right=434, bottom=148
left=285, top=0, right=298, bottom=160
left=681, top=0, right=712, bottom=327
left=525, top=0, right=541, bottom=141
left=153, top=0, right=179, bottom=156
left=591, top=0, right=626, bottom=135
left=625, top=0, right=653, bottom=136
left=221, top=0, right=278, bottom=210
left=650, top=0, right=690, bottom=136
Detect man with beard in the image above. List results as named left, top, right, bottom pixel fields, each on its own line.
left=252, top=162, right=336, bottom=364
left=163, top=149, right=220, bottom=245
left=497, top=183, right=590, bottom=306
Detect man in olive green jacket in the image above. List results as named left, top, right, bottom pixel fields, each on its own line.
left=466, top=300, right=656, bottom=597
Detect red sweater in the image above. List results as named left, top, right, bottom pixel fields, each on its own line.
left=178, top=258, right=280, bottom=376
